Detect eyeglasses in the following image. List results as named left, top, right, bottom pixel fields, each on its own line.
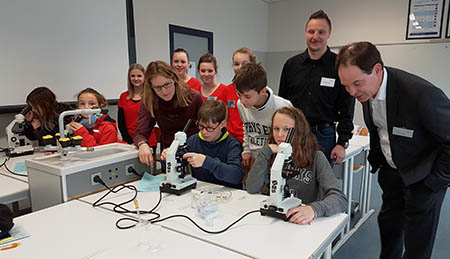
left=196, top=121, right=221, bottom=132
left=152, top=81, right=173, bottom=91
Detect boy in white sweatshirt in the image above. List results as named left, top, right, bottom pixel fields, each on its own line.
left=234, top=62, right=292, bottom=182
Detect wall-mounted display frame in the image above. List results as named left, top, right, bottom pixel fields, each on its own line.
left=446, top=4, right=450, bottom=38
left=406, top=0, right=445, bottom=39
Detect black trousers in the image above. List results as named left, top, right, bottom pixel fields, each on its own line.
left=377, top=166, right=447, bottom=259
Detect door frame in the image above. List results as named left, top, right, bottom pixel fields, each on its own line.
left=169, top=24, right=214, bottom=62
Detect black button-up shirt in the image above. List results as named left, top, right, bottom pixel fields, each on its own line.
left=279, top=47, right=355, bottom=146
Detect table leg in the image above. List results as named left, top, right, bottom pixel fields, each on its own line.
left=322, top=244, right=332, bottom=259
left=12, top=201, right=20, bottom=213
left=346, top=157, right=354, bottom=233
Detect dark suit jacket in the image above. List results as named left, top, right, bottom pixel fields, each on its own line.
left=363, top=67, right=450, bottom=192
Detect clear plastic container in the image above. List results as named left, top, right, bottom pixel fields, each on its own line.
left=191, top=187, right=232, bottom=226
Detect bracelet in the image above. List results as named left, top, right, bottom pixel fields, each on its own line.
left=312, top=206, right=318, bottom=219
left=137, top=141, right=148, bottom=148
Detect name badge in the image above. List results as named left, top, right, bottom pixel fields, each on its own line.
left=392, top=127, right=414, bottom=138
left=207, top=96, right=217, bottom=100
left=227, top=100, right=236, bottom=108
left=320, top=77, right=335, bottom=87
left=93, top=129, right=100, bottom=133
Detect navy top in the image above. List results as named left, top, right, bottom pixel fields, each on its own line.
left=187, top=132, right=244, bottom=189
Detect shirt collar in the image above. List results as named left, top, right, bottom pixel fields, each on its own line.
left=374, top=67, right=388, bottom=101
left=198, top=130, right=229, bottom=143
left=302, top=47, right=332, bottom=65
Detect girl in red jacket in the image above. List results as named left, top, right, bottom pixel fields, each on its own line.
left=224, top=47, right=257, bottom=144
left=68, top=88, right=123, bottom=147
left=197, top=53, right=227, bottom=102
left=171, top=48, right=201, bottom=90
left=118, top=64, right=158, bottom=150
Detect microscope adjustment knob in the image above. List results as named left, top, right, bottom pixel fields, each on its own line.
left=42, top=135, right=56, bottom=146
left=59, top=137, right=72, bottom=148
left=71, top=135, right=83, bottom=146
left=55, top=133, right=61, bottom=140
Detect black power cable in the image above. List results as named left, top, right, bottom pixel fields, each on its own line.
left=0, top=156, right=27, bottom=177
left=92, top=175, right=162, bottom=229
left=150, top=210, right=260, bottom=234
left=92, top=174, right=261, bottom=234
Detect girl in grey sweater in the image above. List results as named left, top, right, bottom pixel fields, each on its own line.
left=246, top=106, right=347, bottom=225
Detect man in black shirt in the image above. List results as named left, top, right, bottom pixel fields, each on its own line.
left=279, top=10, right=355, bottom=165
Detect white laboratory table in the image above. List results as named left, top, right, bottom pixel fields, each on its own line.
left=80, top=181, right=348, bottom=259
left=0, top=174, right=29, bottom=205
left=1, top=200, right=248, bottom=259
left=333, top=135, right=374, bottom=252
left=0, top=151, right=46, bottom=182
left=0, top=152, right=44, bottom=212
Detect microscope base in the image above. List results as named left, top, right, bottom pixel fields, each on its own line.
left=260, top=197, right=302, bottom=221
left=260, top=206, right=289, bottom=221
left=160, top=177, right=197, bottom=196
left=5, top=145, right=34, bottom=157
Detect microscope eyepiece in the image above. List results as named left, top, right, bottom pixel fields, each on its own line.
left=21, top=106, right=32, bottom=116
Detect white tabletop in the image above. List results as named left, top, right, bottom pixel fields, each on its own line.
left=343, top=143, right=364, bottom=162
left=0, top=174, right=29, bottom=204
left=0, top=152, right=46, bottom=183
left=349, top=135, right=370, bottom=150
left=1, top=200, right=248, bottom=259
left=80, top=181, right=347, bottom=259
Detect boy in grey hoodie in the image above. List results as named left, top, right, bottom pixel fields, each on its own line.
left=234, top=63, right=292, bottom=184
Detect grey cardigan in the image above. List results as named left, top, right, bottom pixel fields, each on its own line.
left=246, top=145, right=347, bottom=217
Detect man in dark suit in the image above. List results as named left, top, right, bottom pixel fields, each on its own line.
left=336, top=41, right=449, bottom=259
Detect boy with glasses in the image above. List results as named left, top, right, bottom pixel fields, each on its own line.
left=161, top=100, right=243, bottom=189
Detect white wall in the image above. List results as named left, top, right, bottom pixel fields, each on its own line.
left=267, top=0, right=450, bottom=125
left=268, top=0, right=415, bottom=51
left=0, top=0, right=129, bottom=105
left=133, top=0, right=269, bottom=85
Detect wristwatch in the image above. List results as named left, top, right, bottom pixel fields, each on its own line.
left=339, top=142, right=349, bottom=149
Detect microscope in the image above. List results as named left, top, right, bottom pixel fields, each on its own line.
left=260, top=128, right=303, bottom=221
left=5, top=106, right=37, bottom=157
left=41, top=107, right=107, bottom=158
left=160, top=120, right=197, bottom=195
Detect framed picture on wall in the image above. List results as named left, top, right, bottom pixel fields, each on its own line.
left=447, top=4, right=450, bottom=38
left=406, top=0, right=445, bottom=39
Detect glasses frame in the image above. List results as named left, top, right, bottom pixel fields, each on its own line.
left=196, top=120, right=221, bottom=132
left=152, top=80, right=173, bottom=92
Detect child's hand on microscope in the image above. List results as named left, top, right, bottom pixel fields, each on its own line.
left=68, top=121, right=83, bottom=131
left=183, top=152, right=206, bottom=168
left=160, top=148, right=168, bottom=160
left=286, top=205, right=316, bottom=225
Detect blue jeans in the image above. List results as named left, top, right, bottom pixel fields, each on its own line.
left=311, top=126, right=336, bottom=167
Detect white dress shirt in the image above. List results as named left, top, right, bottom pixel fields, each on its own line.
left=371, top=67, right=397, bottom=169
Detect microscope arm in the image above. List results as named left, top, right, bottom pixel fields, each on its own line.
left=58, top=108, right=108, bottom=138
left=165, top=139, right=181, bottom=183
left=269, top=146, right=291, bottom=206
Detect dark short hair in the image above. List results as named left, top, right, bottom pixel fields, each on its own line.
left=197, top=53, right=218, bottom=72
left=233, top=62, right=267, bottom=92
left=172, top=48, right=190, bottom=62
left=197, top=99, right=227, bottom=123
left=307, top=10, right=331, bottom=31
left=336, top=41, right=384, bottom=74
